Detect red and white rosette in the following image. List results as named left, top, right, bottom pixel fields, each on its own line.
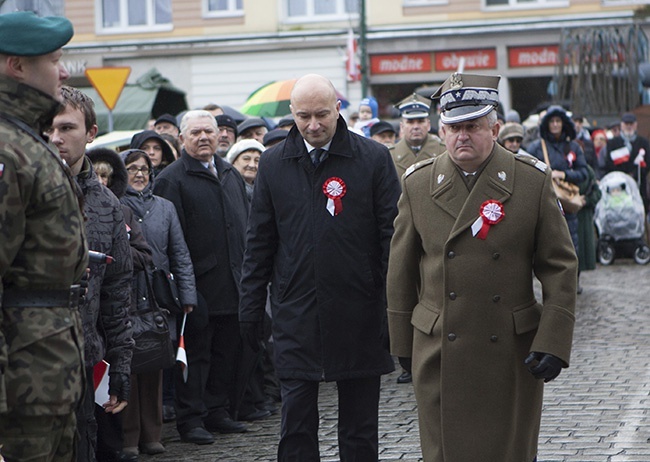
left=471, top=200, right=505, bottom=240
left=323, top=177, right=346, bottom=216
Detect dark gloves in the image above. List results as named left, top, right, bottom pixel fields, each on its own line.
left=108, top=372, right=131, bottom=401
left=240, top=321, right=262, bottom=352
left=79, top=269, right=90, bottom=305
left=524, top=352, right=564, bottom=383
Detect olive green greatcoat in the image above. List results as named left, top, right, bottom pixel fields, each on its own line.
left=387, top=143, right=577, bottom=462
left=390, top=133, right=446, bottom=178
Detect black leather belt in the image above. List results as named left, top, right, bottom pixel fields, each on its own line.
left=2, top=285, right=82, bottom=308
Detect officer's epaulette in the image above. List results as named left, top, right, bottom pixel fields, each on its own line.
left=514, top=152, right=547, bottom=173
left=403, top=157, right=435, bottom=179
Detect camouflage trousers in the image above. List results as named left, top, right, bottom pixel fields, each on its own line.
left=0, top=412, right=76, bottom=462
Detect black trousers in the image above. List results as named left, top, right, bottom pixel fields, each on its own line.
left=175, top=313, right=242, bottom=433
left=278, top=376, right=381, bottom=462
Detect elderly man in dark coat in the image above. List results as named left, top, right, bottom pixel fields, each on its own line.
left=387, top=73, right=577, bottom=462
left=154, top=110, right=249, bottom=445
left=239, top=74, right=400, bottom=461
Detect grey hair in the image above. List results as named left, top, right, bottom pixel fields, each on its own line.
left=486, top=109, right=498, bottom=128
left=180, top=109, right=217, bottom=135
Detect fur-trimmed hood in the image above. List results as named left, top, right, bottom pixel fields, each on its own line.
left=86, top=147, right=129, bottom=198
left=539, top=105, right=576, bottom=142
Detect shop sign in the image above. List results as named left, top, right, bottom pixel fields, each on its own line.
left=509, top=45, right=559, bottom=67
left=435, top=49, right=497, bottom=71
left=370, top=53, right=432, bottom=74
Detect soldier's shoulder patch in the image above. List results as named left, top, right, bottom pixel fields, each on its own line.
left=403, top=157, right=435, bottom=179
left=514, top=152, right=547, bottom=173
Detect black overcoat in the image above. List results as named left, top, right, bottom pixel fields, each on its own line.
left=239, top=118, right=400, bottom=381
left=154, top=151, right=248, bottom=316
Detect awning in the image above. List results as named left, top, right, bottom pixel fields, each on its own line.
left=80, top=68, right=188, bottom=134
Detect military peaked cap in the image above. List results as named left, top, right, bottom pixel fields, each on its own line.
left=395, top=93, right=430, bottom=119
left=432, top=72, right=500, bottom=124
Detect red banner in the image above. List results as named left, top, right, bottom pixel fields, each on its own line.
left=508, top=45, right=559, bottom=68
left=370, top=53, right=432, bottom=75
left=434, top=49, right=497, bottom=71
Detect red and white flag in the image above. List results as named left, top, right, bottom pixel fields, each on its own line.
left=610, top=146, right=630, bottom=165
left=634, top=148, right=647, bottom=168
left=346, top=29, right=361, bottom=82
left=176, top=313, right=188, bottom=382
left=93, top=360, right=110, bottom=406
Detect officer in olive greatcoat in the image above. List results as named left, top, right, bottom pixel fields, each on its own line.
left=390, top=93, right=446, bottom=178
left=0, top=12, right=89, bottom=461
left=387, top=73, right=577, bottom=462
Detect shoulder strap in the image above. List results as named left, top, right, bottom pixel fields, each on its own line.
left=540, top=139, right=551, bottom=166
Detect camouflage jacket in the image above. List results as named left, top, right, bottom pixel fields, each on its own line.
left=0, top=75, right=88, bottom=415
left=77, top=157, right=134, bottom=372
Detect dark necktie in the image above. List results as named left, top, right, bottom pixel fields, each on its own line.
left=310, top=148, right=326, bottom=167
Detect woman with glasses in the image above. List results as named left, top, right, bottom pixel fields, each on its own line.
left=119, top=149, right=197, bottom=457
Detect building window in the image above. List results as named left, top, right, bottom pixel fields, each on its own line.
left=204, top=0, right=243, bottom=17
left=484, top=0, right=566, bottom=7
left=0, top=0, right=63, bottom=16
left=99, top=0, right=172, bottom=32
left=285, top=0, right=358, bottom=21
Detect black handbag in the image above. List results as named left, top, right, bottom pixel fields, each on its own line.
left=151, top=268, right=183, bottom=314
left=130, top=270, right=175, bottom=375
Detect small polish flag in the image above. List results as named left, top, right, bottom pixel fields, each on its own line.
left=93, top=360, right=110, bottom=406
left=176, top=312, right=188, bottom=382
left=634, top=148, right=647, bottom=168
left=345, top=29, right=361, bottom=82
left=610, top=146, right=630, bottom=165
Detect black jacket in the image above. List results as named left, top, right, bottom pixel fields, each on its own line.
left=239, top=117, right=400, bottom=381
left=153, top=150, right=248, bottom=315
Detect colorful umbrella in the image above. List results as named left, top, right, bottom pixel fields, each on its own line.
left=240, top=79, right=350, bottom=118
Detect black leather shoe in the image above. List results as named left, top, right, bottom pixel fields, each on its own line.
left=238, top=408, right=271, bottom=421
left=397, top=371, right=412, bottom=384
left=180, top=427, right=215, bottom=445
left=205, top=416, right=248, bottom=434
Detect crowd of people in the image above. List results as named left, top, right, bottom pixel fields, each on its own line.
left=2, top=10, right=650, bottom=462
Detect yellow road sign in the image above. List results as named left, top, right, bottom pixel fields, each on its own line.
left=85, top=67, right=131, bottom=111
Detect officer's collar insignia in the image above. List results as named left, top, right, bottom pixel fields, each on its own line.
left=437, top=173, right=445, bottom=184
left=498, top=171, right=506, bottom=182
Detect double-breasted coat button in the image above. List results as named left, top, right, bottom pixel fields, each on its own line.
left=490, top=335, right=498, bottom=342
left=448, top=333, right=457, bottom=341
left=492, top=295, right=501, bottom=302
left=492, top=253, right=500, bottom=260
left=447, top=251, right=455, bottom=259
left=449, top=292, right=457, bottom=300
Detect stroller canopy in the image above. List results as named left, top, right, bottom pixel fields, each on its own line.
left=594, top=171, right=646, bottom=241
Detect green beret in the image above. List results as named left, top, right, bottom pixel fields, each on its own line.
left=0, top=11, right=73, bottom=57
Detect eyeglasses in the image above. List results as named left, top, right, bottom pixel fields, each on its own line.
left=126, top=166, right=151, bottom=176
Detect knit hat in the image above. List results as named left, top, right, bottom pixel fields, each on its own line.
left=226, top=139, right=266, bottom=164
left=359, top=97, right=379, bottom=119
left=498, top=123, right=524, bottom=143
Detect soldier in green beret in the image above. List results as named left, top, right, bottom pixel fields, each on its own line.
left=0, top=11, right=89, bottom=462
left=387, top=73, right=577, bottom=462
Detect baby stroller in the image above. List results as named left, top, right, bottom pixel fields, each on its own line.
left=594, top=171, right=650, bottom=265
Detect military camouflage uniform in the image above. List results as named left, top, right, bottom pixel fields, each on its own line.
left=390, top=134, right=446, bottom=178
left=0, top=74, right=88, bottom=461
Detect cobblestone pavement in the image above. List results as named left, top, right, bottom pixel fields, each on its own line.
left=139, top=261, right=650, bottom=462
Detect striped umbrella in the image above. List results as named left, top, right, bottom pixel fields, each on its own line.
left=240, top=79, right=350, bottom=118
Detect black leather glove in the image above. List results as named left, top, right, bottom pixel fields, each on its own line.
left=524, top=352, right=564, bottom=383
left=240, top=321, right=262, bottom=353
left=79, top=269, right=89, bottom=305
left=108, top=372, right=131, bottom=401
